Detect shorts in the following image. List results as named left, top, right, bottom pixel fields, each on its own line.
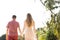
left=8, top=35, right=18, bottom=40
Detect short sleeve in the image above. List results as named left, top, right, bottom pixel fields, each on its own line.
left=6, top=22, right=10, bottom=28
left=17, top=22, right=20, bottom=27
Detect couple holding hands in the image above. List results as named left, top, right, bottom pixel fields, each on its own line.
left=6, top=13, right=37, bottom=40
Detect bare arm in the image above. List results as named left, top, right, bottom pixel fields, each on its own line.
left=6, top=28, right=8, bottom=40
left=17, top=22, right=21, bottom=34
left=22, top=21, right=25, bottom=34
left=6, top=23, right=9, bottom=40
left=33, top=21, right=36, bottom=33
left=17, top=23, right=21, bottom=34
left=18, top=26, right=21, bottom=33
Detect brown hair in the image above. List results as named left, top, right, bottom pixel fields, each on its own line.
left=26, top=13, right=33, bottom=27
left=12, top=15, right=16, bottom=19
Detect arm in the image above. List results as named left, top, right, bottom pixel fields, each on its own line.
left=6, top=28, right=8, bottom=40
left=20, top=21, right=25, bottom=37
left=18, top=26, right=21, bottom=34
left=6, top=23, right=9, bottom=40
left=18, top=23, right=21, bottom=34
left=22, top=21, right=25, bottom=34
left=33, top=21, right=36, bottom=33
left=17, top=22, right=22, bottom=37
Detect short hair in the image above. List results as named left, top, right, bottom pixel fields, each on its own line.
left=12, top=15, right=16, bottom=18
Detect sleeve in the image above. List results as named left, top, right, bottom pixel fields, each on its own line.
left=6, top=22, right=10, bottom=28
left=17, top=22, right=20, bottom=27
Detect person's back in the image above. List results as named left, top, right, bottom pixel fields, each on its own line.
left=24, top=20, right=36, bottom=40
left=6, top=15, right=21, bottom=40
left=24, top=20, right=34, bottom=31
left=23, top=13, right=37, bottom=40
left=8, top=20, right=19, bottom=36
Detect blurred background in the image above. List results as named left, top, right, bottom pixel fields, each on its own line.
left=0, top=0, right=60, bottom=40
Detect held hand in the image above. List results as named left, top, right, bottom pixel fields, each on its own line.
left=34, top=30, right=37, bottom=35
left=20, top=32, right=23, bottom=37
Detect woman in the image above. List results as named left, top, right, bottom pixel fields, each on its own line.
left=22, top=13, right=37, bottom=40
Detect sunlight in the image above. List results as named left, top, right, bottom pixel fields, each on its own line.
left=0, top=0, right=50, bottom=36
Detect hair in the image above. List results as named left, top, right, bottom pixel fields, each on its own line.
left=26, top=13, right=33, bottom=27
left=12, top=15, right=16, bottom=19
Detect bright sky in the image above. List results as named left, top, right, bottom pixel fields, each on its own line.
left=0, top=0, right=51, bottom=36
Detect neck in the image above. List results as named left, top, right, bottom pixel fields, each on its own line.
left=12, top=19, right=16, bottom=21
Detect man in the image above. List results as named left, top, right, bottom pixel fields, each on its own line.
left=6, top=15, right=21, bottom=40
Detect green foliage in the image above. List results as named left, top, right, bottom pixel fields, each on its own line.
left=46, top=30, right=57, bottom=40
left=39, top=0, right=60, bottom=40
left=37, top=28, right=47, bottom=40
left=18, top=35, right=25, bottom=40
left=36, top=28, right=40, bottom=40
left=45, top=0, right=55, bottom=10
left=46, top=12, right=60, bottom=40
left=40, top=0, right=60, bottom=13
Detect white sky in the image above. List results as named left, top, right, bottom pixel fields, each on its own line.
left=0, top=0, right=51, bottom=36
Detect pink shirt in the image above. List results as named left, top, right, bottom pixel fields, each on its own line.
left=7, top=20, right=19, bottom=36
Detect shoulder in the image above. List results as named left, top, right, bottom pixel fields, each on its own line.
left=24, top=20, right=27, bottom=26
left=16, top=21, right=19, bottom=24
left=32, top=20, right=35, bottom=25
left=8, top=21, right=12, bottom=24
